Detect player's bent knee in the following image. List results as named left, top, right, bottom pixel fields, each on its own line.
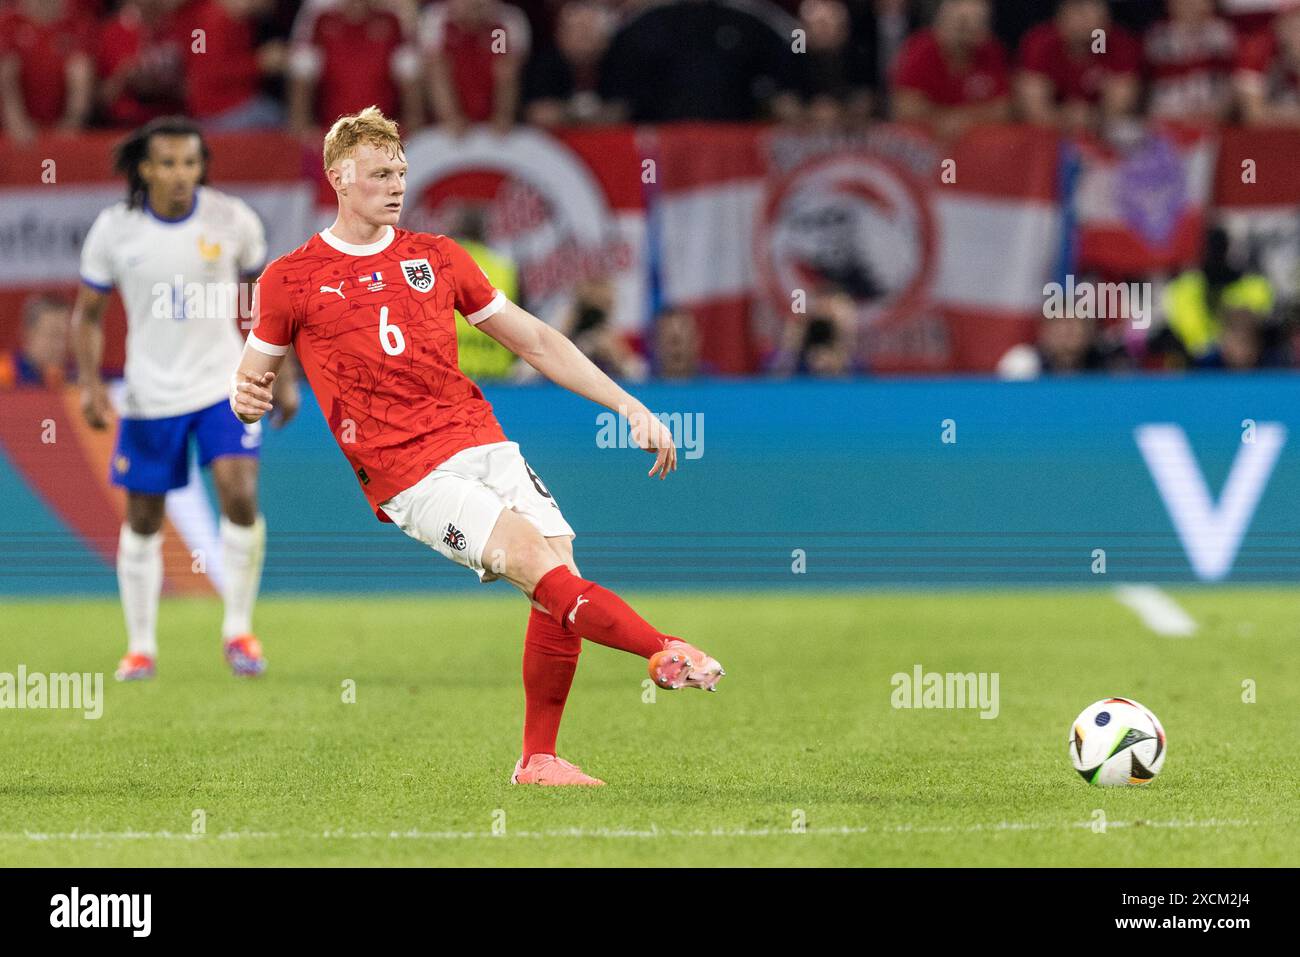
left=212, top=458, right=259, bottom=517
left=484, top=510, right=573, bottom=595
left=508, top=536, right=558, bottom=583
left=508, top=538, right=571, bottom=597
left=547, top=535, right=579, bottom=577
left=127, top=516, right=164, bottom=537
left=221, top=496, right=259, bottom=526
left=125, top=494, right=166, bottom=536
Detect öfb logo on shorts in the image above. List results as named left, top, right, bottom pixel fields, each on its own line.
left=442, top=523, right=467, bottom=551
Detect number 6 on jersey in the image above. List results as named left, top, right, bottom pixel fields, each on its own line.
left=379, top=305, right=405, bottom=356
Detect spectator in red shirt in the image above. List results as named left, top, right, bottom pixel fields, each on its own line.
left=287, top=0, right=423, bottom=135
left=1218, top=0, right=1284, bottom=44
left=1016, top=0, right=1141, bottom=130
left=891, top=0, right=1010, bottom=138
left=420, top=0, right=531, bottom=134
left=183, top=0, right=287, bottom=129
left=96, top=0, right=189, bottom=128
left=0, top=0, right=93, bottom=144
left=1235, top=3, right=1300, bottom=124
left=289, top=0, right=420, bottom=42
left=1143, top=0, right=1237, bottom=121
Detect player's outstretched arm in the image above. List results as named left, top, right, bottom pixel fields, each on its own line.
left=266, top=353, right=300, bottom=428
left=478, top=300, right=677, bottom=479
left=71, top=284, right=112, bottom=430
left=230, top=342, right=284, bottom=425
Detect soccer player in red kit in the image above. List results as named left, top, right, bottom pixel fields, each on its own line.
left=230, top=107, right=724, bottom=787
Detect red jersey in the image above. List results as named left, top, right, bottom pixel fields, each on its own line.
left=1143, top=16, right=1237, bottom=118
left=95, top=3, right=186, bottom=126
left=309, top=10, right=405, bottom=123
left=182, top=0, right=261, bottom=117
left=1235, top=29, right=1300, bottom=107
left=1018, top=21, right=1140, bottom=104
left=891, top=27, right=1009, bottom=107
left=249, top=227, right=509, bottom=521
left=0, top=6, right=93, bottom=124
left=419, top=1, right=531, bottom=122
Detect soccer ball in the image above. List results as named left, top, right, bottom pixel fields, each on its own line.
left=1069, top=697, right=1167, bottom=787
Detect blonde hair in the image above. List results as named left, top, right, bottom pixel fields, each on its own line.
left=322, top=106, right=403, bottom=172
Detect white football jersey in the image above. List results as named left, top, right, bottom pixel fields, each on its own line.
left=80, top=186, right=267, bottom=419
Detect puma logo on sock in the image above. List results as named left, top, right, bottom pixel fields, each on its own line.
left=568, top=595, right=590, bottom=624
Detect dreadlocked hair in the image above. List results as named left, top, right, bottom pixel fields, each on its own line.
left=112, top=116, right=210, bottom=210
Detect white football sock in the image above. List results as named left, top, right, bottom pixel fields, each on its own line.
left=220, top=514, right=265, bottom=640
left=117, top=524, right=162, bottom=657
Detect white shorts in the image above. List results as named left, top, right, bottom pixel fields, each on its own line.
left=379, top=441, right=574, bottom=581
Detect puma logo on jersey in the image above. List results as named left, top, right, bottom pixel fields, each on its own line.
left=320, top=282, right=345, bottom=299
left=568, top=595, right=589, bottom=623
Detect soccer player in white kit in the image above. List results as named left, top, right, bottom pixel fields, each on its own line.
left=70, top=117, right=300, bottom=681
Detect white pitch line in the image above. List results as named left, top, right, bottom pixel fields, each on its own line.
left=1115, top=584, right=1198, bottom=637
left=0, top=818, right=1259, bottom=842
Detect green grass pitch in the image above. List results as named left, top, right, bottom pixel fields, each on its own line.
left=0, top=588, right=1295, bottom=866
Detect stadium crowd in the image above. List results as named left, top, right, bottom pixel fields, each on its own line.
left=2, top=0, right=1299, bottom=381
left=6, top=0, right=1300, bottom=137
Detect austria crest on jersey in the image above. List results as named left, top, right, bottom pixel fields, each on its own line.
left=400, top=259, right=435, bottom=293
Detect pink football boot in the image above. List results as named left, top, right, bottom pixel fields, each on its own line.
left=647, top=638, right=725, bottom=691
left=510, top=754, right=606, bottom=786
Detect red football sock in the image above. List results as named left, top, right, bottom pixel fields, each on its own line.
left=532, top=565, right=670, bottom=659
left=521, top=607, right=580, bottom=764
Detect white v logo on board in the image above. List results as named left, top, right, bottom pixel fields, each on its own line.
left=1135, top=423, right=1286, bottom=581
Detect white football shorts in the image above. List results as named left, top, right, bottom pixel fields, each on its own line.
left=378, top=441, right=574, bottom=581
